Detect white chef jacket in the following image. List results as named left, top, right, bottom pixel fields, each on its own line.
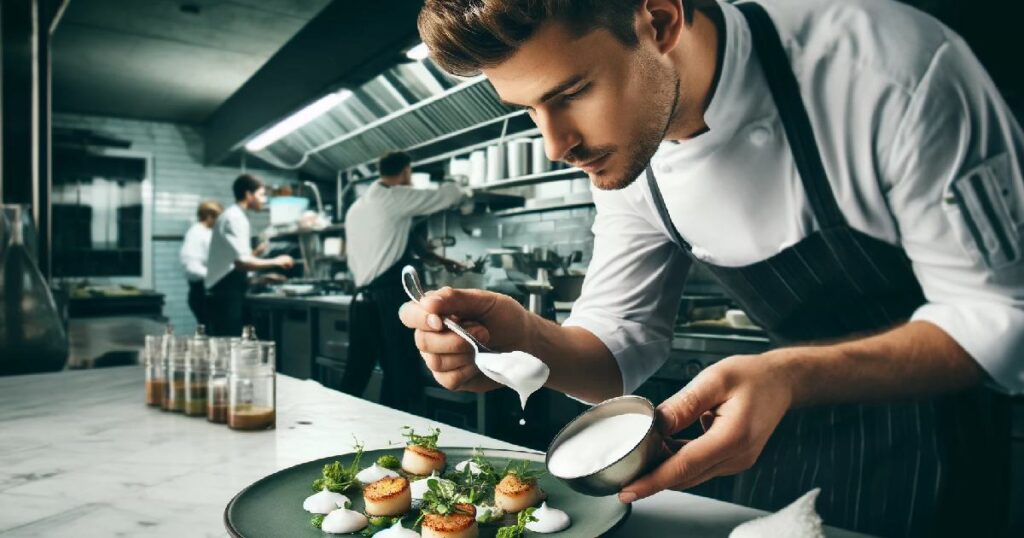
left=346, top=181, right=465, bottom=287
left=565, top=0, right=1024, bottom=395
left=179, top=222, right=212, bottom=283
left=205, top=204, right=252, bottom=289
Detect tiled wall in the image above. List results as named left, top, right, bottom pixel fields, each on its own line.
left=52, top=113, right=297, bottom=334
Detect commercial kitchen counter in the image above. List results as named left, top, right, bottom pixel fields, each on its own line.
left=0, top=367, right=870, bottom=537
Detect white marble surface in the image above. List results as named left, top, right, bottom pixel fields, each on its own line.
left=0, top=367, right=868, bottom=537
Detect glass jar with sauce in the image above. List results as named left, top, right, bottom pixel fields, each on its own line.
left=163, top=335, right=189, bottom=413
left=206, top=336, right=234, bottom=424
left=144, top=334, right=165, bottom=407
left=183, top=326, right=210, bottom=417
left=228, top=326, right=275, bottom=431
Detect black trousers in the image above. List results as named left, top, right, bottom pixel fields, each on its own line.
left=341, top=283, right=424, bottom=413
left=207, top=271, right=246, bottom=338
left=187, top=280, right=207, bottom=327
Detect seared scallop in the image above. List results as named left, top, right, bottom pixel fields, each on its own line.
left=494, top=473, right=545, bottom=513
left=363, top=476, right=412, bottom=516
left=421, top=504, right=478, bottom=538
left=402, top=444, right=446, bottom=476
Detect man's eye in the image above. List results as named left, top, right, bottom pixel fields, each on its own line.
left=563, top=84, right=591, bottom=102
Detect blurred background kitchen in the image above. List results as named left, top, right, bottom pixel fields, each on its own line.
left=0, top=0, right=1021, bottom=524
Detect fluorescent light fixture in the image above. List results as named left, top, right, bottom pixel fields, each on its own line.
left=245, top=89, right=353, bottom=152
left=405, top=42, right=430, bottom=61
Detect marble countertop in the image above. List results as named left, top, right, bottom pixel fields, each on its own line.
left=0, top=367, right=867, bottom=537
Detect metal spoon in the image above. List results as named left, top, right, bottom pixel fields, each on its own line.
left=401, top=265, right=494, bottom=353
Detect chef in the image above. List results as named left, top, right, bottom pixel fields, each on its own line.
left=344, top=152, right=465, bottom=412
left=180, top=200, right=223, bottom=326
left=206, top=173, right=294, bottom=337
left=403, top=0, right=1023, bottom=535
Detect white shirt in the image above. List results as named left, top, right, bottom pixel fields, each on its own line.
left=565, top=0, right=1024, bottom=395
left=179, top=222, right=212, bottom=282
left=346, top=182, right=465, bottom=287
left=205, top=204, right=252, bottom=288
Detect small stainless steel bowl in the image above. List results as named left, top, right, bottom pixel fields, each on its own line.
left=545, top=395, right=665, bottom=497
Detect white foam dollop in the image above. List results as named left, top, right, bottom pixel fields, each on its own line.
left=475, top=350, right=549, bottom=409
left=302, top=488, right=350, bottom=514
left=321, top=508, right=368, bottom=534
left=729, top=488, right=824, bottom=538
left=410, top=472, right=448, bottom=502
left=547, top=413, right=653, bottom=479
left=525, top=502, right=571, bottom=533
left=356, top=462, right=400, bottom=485
left=455, top=459, right=482, bottom=475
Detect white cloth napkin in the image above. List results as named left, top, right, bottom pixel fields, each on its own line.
left=729, top=488, right=825, bottom=538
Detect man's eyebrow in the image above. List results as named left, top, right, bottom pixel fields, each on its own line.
left=498, top=74, right=586, bottom=109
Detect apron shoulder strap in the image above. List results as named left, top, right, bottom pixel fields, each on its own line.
left=737, top=2, right=847, bottom=229
left=646, top=164, right=694, bottom=251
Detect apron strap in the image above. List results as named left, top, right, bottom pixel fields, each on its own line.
left=737, top=2, right=847, bottom=229
left=646, top=164, right=694, bottom=252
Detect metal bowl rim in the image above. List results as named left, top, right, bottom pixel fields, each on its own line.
left=544, top=394, right=657, bottom=481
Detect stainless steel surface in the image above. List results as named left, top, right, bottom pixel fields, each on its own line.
left=401, top=265, right=493, bottom=352
left=545, top=395, right=665, bottom=497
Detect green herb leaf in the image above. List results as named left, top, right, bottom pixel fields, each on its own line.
left=359, top=516, right=403, bottom=537
left=495, top=506, right=538, bottom=538
left=311, top=438, right=366, bottom=493
left=501, top=459, right=545, bottom=484
left=375, top=454, right=401, bottom=470
left=401, top=426, right=441, bottom=450
left=310, top=514, right=325, bottom=529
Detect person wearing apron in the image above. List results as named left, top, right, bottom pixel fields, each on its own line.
left=408, top=1, right=1022, bottom=535
left=343, top=152, right=466, bottom=412
left=205, top=174, right=295, bottom=337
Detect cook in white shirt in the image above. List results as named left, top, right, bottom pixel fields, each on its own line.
left=343, top=152, right=465, bottom=412
left=179, top=200, right=222, bottom=326
left=206, top=174, right=294, bottom=337
left=407, top=0, right=1022, bottom=535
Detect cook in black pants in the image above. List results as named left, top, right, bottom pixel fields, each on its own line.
left=342, top=259, right=425, bottom=413
left=205, top=174, right=294, bottom=337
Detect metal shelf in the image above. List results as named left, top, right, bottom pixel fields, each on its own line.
left=268, top=222, right=345, bottom=240
left=490, top=200, right=595, bottom=218
left=473, top=168, right=586, bottom=191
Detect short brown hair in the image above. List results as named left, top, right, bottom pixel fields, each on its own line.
left=418, top=1, right=699, bottom=77
left=197, top=200, right=223, bottom=222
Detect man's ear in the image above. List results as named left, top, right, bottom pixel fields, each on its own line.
left=640, top=0, right=685, bottom=55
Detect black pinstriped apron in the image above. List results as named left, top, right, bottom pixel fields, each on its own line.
left=645, top=4, right=1009, bottom=536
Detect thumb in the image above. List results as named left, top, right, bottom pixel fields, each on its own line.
left=655, top=371, right=725, bottom=437
left=420, top=287, right=499, bottom=320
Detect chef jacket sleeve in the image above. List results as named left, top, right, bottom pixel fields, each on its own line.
left=882, top=35, right=1024, bottom=394
left=563, top=183, right=692, bottom=395
left=392, top=183, right=466, bottom=217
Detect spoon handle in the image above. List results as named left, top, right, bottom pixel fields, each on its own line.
left=401, top=265, right=493, bottom=353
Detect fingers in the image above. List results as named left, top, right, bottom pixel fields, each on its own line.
left=618, top=425, right=735, bottom=502
left=399, top=301, right=444, bottom=331
left=655, top=370, right=726, bottom=437
left=419, top=287, right=499, bottom=319
left=431, top=363, right=494, bottom=392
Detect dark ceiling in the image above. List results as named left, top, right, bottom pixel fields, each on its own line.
left=52, top=0, right=332, bottom=123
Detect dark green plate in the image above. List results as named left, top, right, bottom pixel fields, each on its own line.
left=224, top=447, right=630, bottom=537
